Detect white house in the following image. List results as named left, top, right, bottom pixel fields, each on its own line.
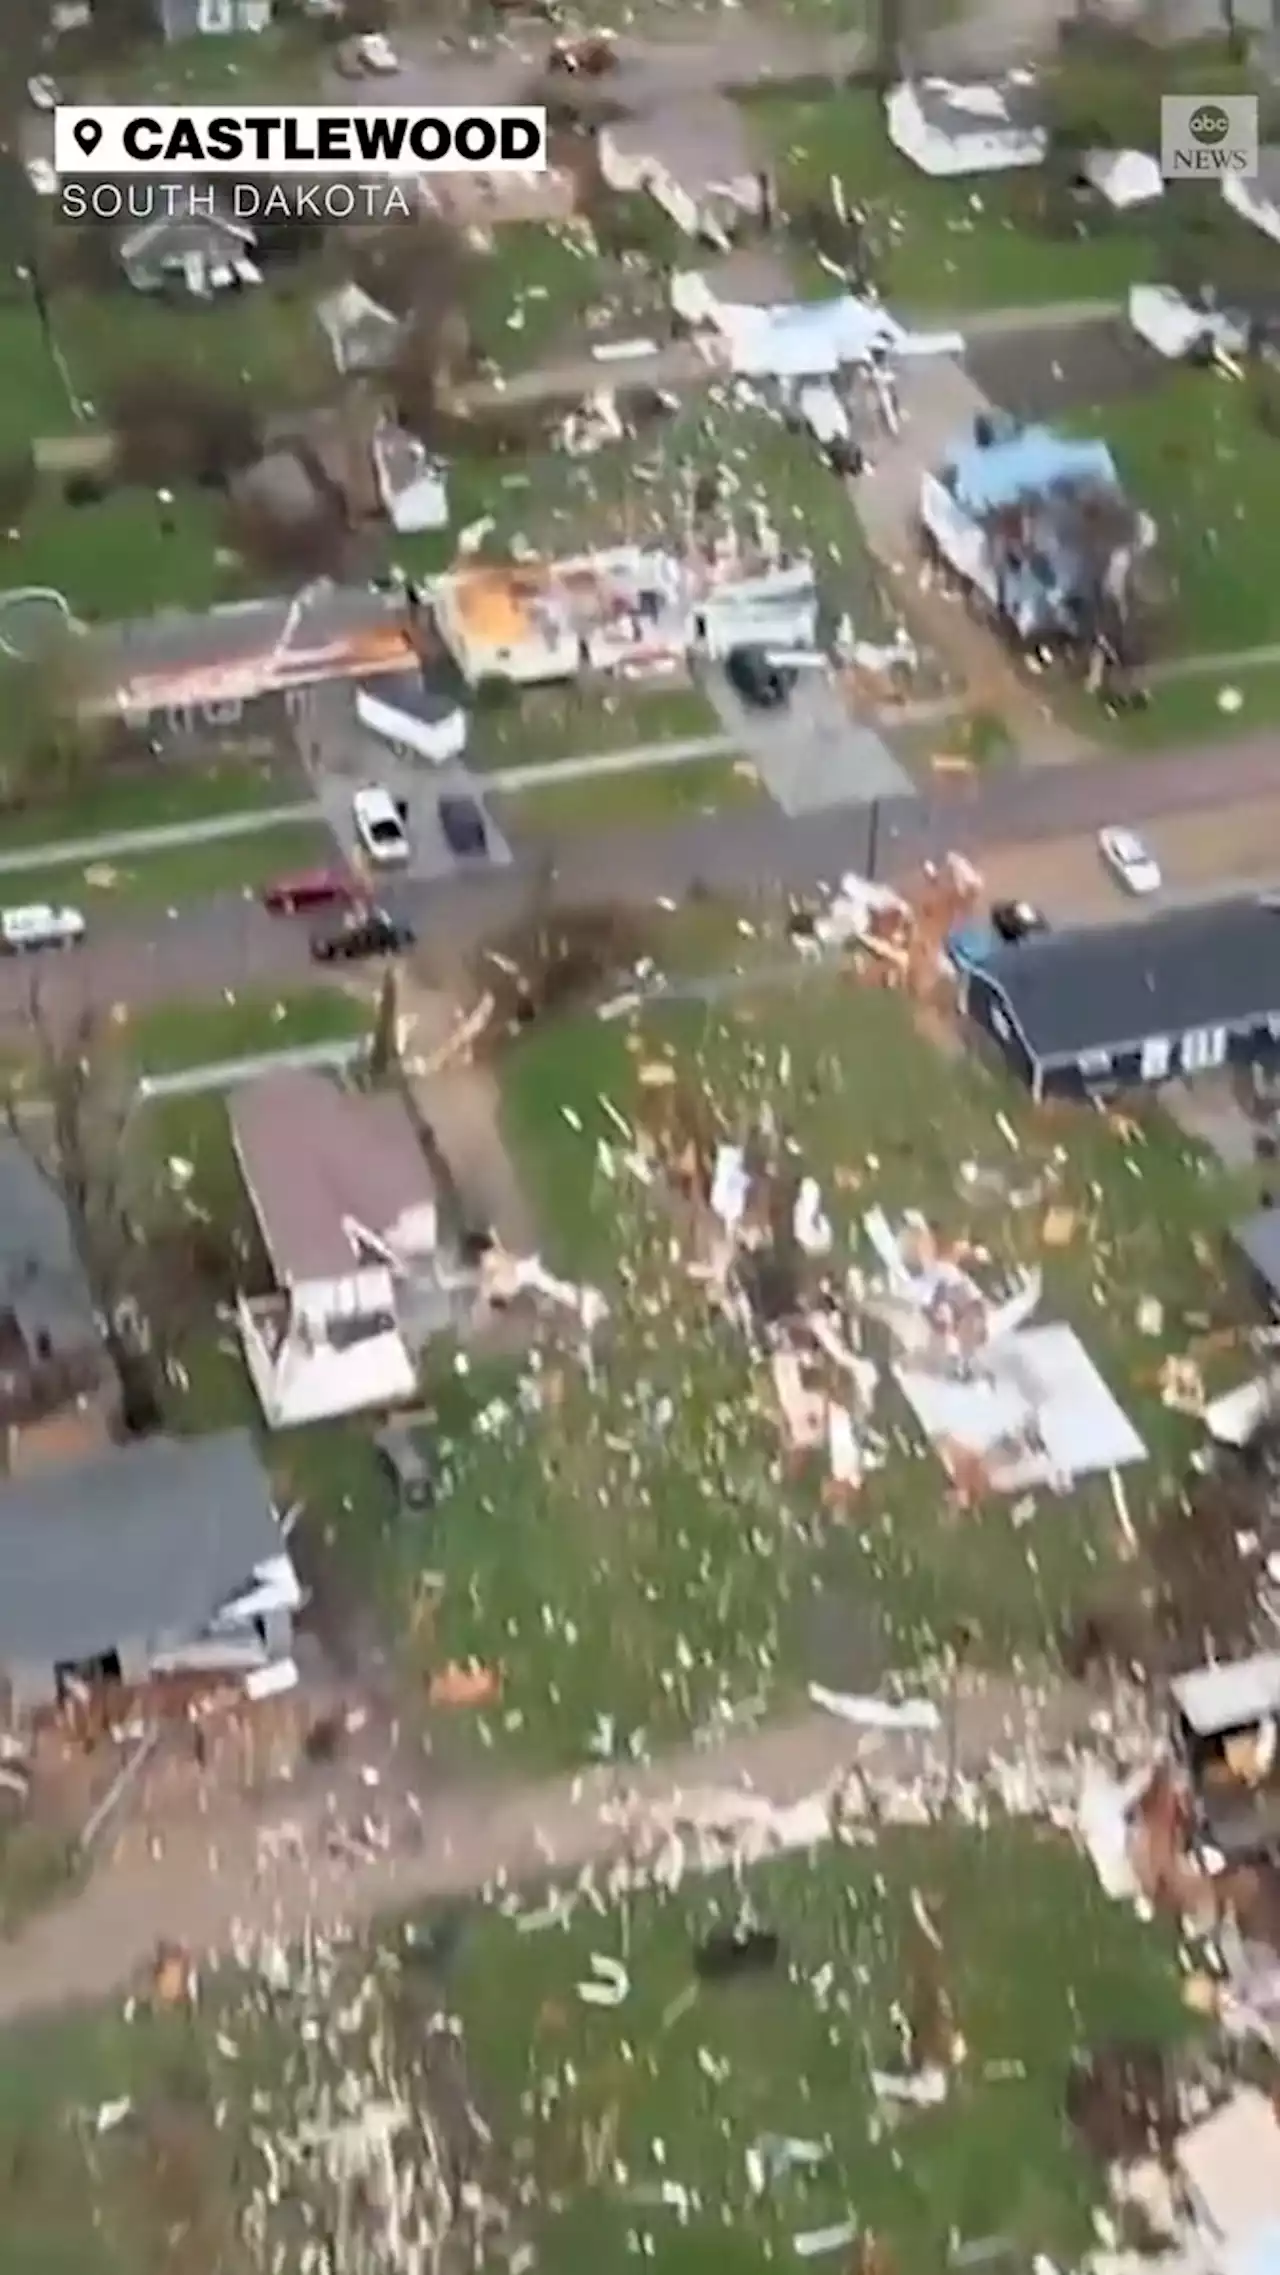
left=155, top=0, right=270, bottom=39
left=598, top=99, right=768, bottom=243
left=886, top=73, right=1046, bottom=176
left=1224, top=146, right=1280, bottom=244
left=354, top=673, right=467, bottom=764
left=230, top=1071, right=440, bottom=1428
left=371, top=421, right=449, bottom=535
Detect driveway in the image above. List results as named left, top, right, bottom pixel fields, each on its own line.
left=291, top=680, right=513, bottom=885
left=708, top=665, right=913, bottom=813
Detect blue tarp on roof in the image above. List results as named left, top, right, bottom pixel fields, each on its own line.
left=945, top=424, right=1119, bottom=515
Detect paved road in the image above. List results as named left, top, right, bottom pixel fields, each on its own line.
left=3, top=729, right=1278, bottom=1034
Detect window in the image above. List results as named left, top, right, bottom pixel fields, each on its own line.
left=1077, top=1047, right=1112, bottom=1076
left=1180, top=1027, right=1228, bottom=1075
left=1141, top=1035, right=1172, bottom=1082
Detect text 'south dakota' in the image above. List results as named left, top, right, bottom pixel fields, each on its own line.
left=58, top=178, right=426, bottom=223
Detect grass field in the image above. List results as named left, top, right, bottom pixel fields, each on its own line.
left=756, top=89, right=1149, bottom=310
left=124, top=986, right=367, bottom=1076
left=1090, top=663, right=1280, bottom=750
left=6, top=822, right=332, bottom=918
left=0, top=753, right=301, bottom=851
left=0, top=1819, right=1187, bottom=2275
left=1069, top=371, right=1280, bottom=657
left=382, top=977, right=1249, bottom=1770
left=501, top=752, right=765, bottom=833
left=470, top=679, right=723, bottom=771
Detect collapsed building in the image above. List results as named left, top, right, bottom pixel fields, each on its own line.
left=919, top=415, right=1157, bottom=660
left=433, top=543, right=818, bottom=686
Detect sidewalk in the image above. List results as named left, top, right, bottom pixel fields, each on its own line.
left=0, top=1674, right=1105, bottom=2024
left=0, top=802, right=314, bottom=874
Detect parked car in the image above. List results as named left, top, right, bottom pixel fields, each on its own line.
left=25, top=158, right=57, bottom=196
left=549, top=30, right=616, bottom=70
left=1098, top=825, right=1162, bottom=897
left=438, top=792, right=488, bottom=859
left=27, top=74, right=59, bottom=110
left=0, top=902, right=85, bottom=953
left=726, top=645, right=792, bottom=709
left=990, top=899, right=1050, bottom=944
left=353, top=785, right=410, bottom=867
left=310, top=907, right=415, bottom=963
left=374, top=1422, right=434, bottom=1511
left=262, top=866, right=359, bottom=916
left=356, top=29, right=399, bottom=69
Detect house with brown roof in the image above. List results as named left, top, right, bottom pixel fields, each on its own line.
left=597, top=98, right=770, bottom=246
left=229, top=1071, right=441, bottom=1428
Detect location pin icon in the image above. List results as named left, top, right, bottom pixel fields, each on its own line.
left=73, top=118, right=103, bottom=157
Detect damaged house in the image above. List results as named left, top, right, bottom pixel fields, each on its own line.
left=597, top=99, right=770, bottom=244
left=230, top=1070, right=447, bottom=1428
left=0, top=1428, right=296, bottom=1716
left=919, top=417, right=1155, bottom=653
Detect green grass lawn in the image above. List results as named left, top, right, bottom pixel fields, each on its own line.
left=1091, top=661, right=1280, bottom=750
left=470, top=679, right=723, bottom=770
left=1068, top=371, right=1280, bottom=657
left=501, top=752, right=766, bottom=833
left=0, top=301, right=77, bottom=453
left=0, top=753, right=302, bottom=850
left=124, top=985, right=368, bottom=1076
left=755, top=89, right=1151, bottom=310
left=391, top=977, right=1248, bottom=1769
left=76, top=20, right=327, bottom=100
left=467, top=219, right=671, bottom=371
left=0, top=484, right=236, bottom=621
left=0, top=1820, right=1186, bottom=2275
left=3, top=821, right=332, bottom=916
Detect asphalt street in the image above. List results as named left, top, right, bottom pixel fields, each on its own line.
left=3, top=729, right=1277, bottom=1034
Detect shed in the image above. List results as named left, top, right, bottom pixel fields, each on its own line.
left=959, top=898, right=1280, bottom=1100
left=355, top=672, right=467, bottom=765
left=885, top=72, right=1046, bottom=177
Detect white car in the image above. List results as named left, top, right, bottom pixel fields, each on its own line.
left=0, top=902, right=85, bottom=953
left=356, top=31, right=400, bottom=70
left=1098, top=825, right=1162, bottom=897
left=25, top=158, right=57, bottom=197
left=27, top=74, right=60, bottom=111
left=353, top=785, right=410, bottom=867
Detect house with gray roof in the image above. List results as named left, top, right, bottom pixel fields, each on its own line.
left=0, top=1429, right=296, bottom=1714
left=0, top=1136, right=117, bottom=1454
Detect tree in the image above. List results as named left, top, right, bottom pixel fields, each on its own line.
left=223, top=485, right=350, bottom=582
left=368, top=967, right=401, bottom=1085
left=0, top=633, right=107, bottom=816
left=3, top=986, right=164, bottom=1432
left=104, top=364, right=261, bottom=488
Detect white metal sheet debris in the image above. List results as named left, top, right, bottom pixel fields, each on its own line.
left=896, top=1324, right=1147, bottom=1492
left=1176, top=2089, right=1280, bottom=2245
left=808, top=1684, right=942, bottom=1733
left=1171, top=1653, right=1280, bottom=1737
left=1205, top=1377, right=1273, bottom=1449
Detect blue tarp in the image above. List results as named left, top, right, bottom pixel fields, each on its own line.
left=945, top=922, right=997, bottom=973
left=944, top=424, right=1119, bottom=516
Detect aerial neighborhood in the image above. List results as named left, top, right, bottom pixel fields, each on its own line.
left=6, top=0, right=1280, bottom=2266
